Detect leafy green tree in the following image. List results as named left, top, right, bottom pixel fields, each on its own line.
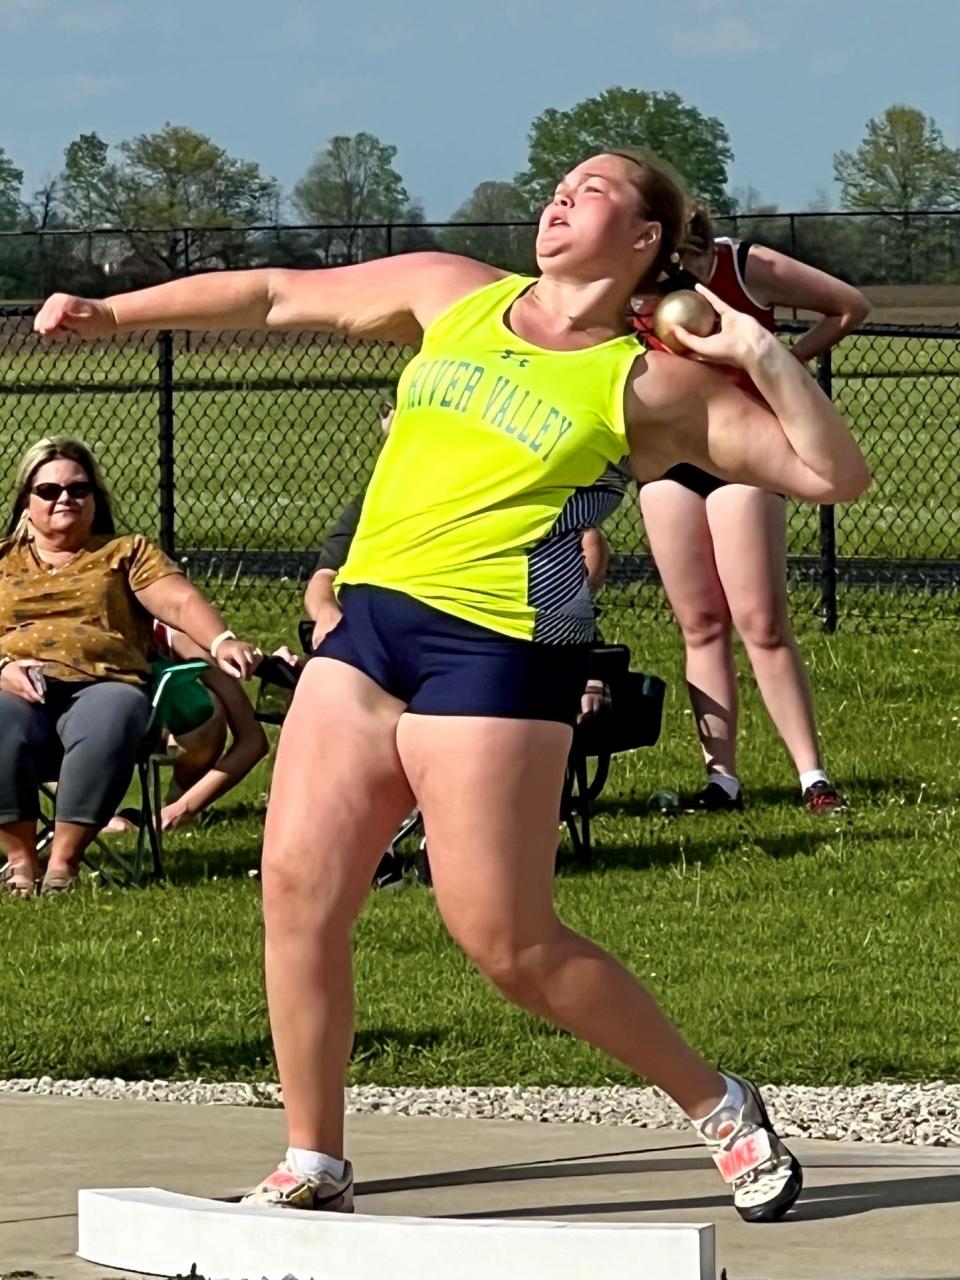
left=61, top=132, right=110, bottom=230
left=834, top=105, right=960, bottom=280
left=834, top=105, right=960, bottom=211
left=392, top=200, right=439, bottom=255
left=58, top=124, right=278, bottom=277
left=293, top=132, right=408, bottom=263
left=517, top=88, right=734, bottom=213
left=440, top=180, right=535, bottom=271
left=0, top=146, right=23, bottom=228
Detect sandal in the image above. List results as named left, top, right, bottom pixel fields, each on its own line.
left=0, top=862, right=38, bottom=899
left=40, top=870, right=78, bottom=896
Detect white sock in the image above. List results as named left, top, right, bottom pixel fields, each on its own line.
left=707, top=773, right=740, bottom=800
left=286, top=1147, right=346, bottom=1180
left=688, top=1074, right=747, bottom=1136
left=799, top=769, right=829, bottom=793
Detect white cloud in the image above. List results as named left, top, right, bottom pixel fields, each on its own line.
left=669, top=15, right=771, bottom=57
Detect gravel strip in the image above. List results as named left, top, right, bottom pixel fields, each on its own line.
left=1, top=1078, right=958, bottom=1146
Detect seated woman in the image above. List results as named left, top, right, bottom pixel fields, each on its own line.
left=106, top=621, right=268, bottom=834
left=0, top=437, right=258, bottom=897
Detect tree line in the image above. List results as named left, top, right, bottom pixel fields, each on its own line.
left=1, top=91, right=958, bottom=299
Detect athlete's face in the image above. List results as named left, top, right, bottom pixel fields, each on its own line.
left=536, top=154, right=661, bottom=280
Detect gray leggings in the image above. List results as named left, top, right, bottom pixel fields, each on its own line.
left=0, top=681, right=152, bottom=827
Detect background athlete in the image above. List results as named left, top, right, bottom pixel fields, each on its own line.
left=635, top=209, right=869, bottom=813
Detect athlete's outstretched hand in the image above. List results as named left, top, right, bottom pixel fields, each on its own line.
left=671, top=284, right=772, bottom=370
left=34, top=294, right=117, bottom=341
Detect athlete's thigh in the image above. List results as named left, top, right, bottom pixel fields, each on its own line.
left=639, top=479, right=728, bottom=628
left=706, top=485, right=788, bottom=622
left=264, top=657, right=415, bottom=913
left=395, top=713, right=571, bottom=939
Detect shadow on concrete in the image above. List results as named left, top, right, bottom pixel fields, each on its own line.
left=411, top=1169, right=960, bottom=1223
left=356, top=1141, right=960, bottom=1223
left=356, top=1142, right=706, bottom=1195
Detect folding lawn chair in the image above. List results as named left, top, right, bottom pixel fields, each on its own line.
left=561, top=644, right=666, bottom=862
left=38, top=660, right=211, bottom=888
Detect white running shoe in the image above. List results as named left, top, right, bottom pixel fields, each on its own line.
left=241, top=1158, right=354, bottom=1212
left=694, top=1072, right=803, bottom=1222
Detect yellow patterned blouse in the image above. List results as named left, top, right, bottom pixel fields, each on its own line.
left=0, top=533, right=181, bottom=685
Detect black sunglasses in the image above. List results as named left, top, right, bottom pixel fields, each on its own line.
left=31, top=482, right=94, bottom=502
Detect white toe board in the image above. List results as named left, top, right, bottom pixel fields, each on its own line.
left=78, top=1187, right=716, bottom=1279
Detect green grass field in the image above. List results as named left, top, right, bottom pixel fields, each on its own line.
left=1, top=326, right=958, bottom=1087
left=1, top=328, right=959, bottom=563
left=1, top=609, right=957, bottom=1088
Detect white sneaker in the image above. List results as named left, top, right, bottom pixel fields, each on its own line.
left=241, top=1158, right=354, bottom=1212
left=694, top=1072, right=802, bottom=1222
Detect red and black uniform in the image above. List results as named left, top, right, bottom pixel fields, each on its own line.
left=634, top=239, right=776, bottom=498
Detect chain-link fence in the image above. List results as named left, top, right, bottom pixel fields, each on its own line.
left=1, top=304, right=958, bottom=630
left=3, top=210, right=960, bottom=301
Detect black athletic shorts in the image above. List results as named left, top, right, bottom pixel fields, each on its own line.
left=315, top=584, right=589, bottom=727
left=657, top=465, right=786, bottom=502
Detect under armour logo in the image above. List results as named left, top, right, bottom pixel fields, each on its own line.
left=500, top=350, right=530, bottom=367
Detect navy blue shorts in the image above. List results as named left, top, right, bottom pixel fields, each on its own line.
left=315, top=585, right=589, bottom=727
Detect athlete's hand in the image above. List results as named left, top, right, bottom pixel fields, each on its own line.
left=671, top=284, right=773, bottom=370
left=34, top=294, right=118, bottom=341
left=311, top=601, right=343, bottom=650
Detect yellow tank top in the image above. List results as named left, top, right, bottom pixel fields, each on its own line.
left=337, top=273, right=642, bottom=642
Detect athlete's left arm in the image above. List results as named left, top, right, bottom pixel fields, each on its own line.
left=745, top=246, right=870, bottom=364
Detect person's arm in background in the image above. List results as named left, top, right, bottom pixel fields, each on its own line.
left=744, top=245, right=870, bottom=365
left=160, top=628, right=268, bottom=829
left=581, top=527, right=612, bottom=595
left=578, top=526, right=615, bottom=723
left=136, top=574, right=259, bottom=677
left=304, top=496, right=364, bottom=648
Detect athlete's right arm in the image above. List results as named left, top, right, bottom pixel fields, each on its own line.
left=628, top=286, right=870, bottom=504
left=33, top=253, right=506, bottom=346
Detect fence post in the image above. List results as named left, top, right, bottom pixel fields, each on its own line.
left=156, top=331, right=176, bottom=559
left=385, top=222, right=394, bottom=256
left=816, top=349, right=837, bottom=632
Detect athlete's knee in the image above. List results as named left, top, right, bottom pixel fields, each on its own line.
left=260, top=837, right=355, bottom=934
left=451, top=916, right=563, bottom=1001
left=677, top=607, right=730, bottom=649
left=734, top=604, right=791, bottom=651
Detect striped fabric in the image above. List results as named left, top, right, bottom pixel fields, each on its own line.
left=528, top=483, right=626, bottom=644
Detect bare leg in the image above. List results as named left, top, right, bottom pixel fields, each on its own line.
left=708, top=486, right=823, bottom=777
left=167, top=700, right=228, bottom=799
left=45, top=821, right=99, bottom=880
left=640, top=480, right=738, bottom=779
left=397, top=713, right=724, bottom=1118
left=0, top=821, right=40, bottom=887
left=261, top=658, right=414, bottom=1157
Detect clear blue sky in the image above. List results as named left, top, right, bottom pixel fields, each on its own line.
left=2, top=0, right=958, bottom=221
